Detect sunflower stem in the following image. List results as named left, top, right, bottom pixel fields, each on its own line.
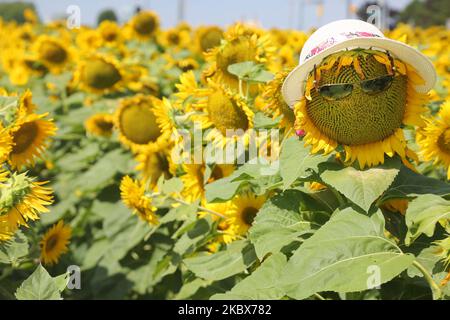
left=412, top=260, right=442, bottom=300
left=238, top=78, right=244, bottom=99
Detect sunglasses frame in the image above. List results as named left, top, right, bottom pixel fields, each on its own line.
left=312, top=50, right=398, bottom=101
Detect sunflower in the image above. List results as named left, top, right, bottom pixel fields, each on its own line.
left=120, top=175, right=158, bottom=225
left=199, top=201, right=237, bottom=244
left=158, top=27, right=191, bottom=50
left=261, top=70, right=296, bottom=131
left=294, top=49, right=428, bottom=169
left=114, top=95, right=170, bottom=153
left=181, top=163, right=235, bottom=202
left=194, top=26, right=223, bottom=54
left=0, top=172, right=53, bottom=233
left=417, top=100, right=450, bottom=179
left=176, top=58, right=200, bottom=72
left=227, top=192, right=266, bottom=235
left=40, top=220, right=71, bottom=265
left=85, top=113, right=114, bottom=137
left=175, top=71, right=203, bottom=110
left=0, top=125, right=13, bottom=163
left=98, top=20, right=123, bottom=46
left=32, top=35, right=71, bottom=74
left=203, top=24, right=275, bottom=91
left=8, top=113, right=57, bottom=170
left=75, top=28, right=102, bottom=51
left=128, top=11, right=160, bottom=40
left=135, top=148, right=175, bottom=188
left=74, top=53, right=124, bottom=94
left=192, top=81, right=255, bottom=148
left=18, top=89, right=37, bottom=115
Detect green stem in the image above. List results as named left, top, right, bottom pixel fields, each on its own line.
left=238, top=78, right=244, bottom=98
left=412, top=260, right=442, bottom=300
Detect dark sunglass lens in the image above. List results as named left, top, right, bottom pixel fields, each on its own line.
left=361, top=75, right=394, bottom=94
left=319, top=84, right=353, bottom=100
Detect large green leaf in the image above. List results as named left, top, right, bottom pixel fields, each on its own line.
left=0, top=231, right=29, bottom=265
left=205, top=162, right=279, bottom=202
left=15, top=265, right=62, bottom=300
left=278, top=209, right=414, bottom=300
left=321, top=166, right=399, bottom=212
left=405, top=194, right=450, bottom=245
left=72, top=149, right=132, bottom=193
left=183, top=240, right=257, bottom=281
left=248, top=190, right=315, bottom=259
left=382, top=166, right=450, bottom=201
left=211, top=253, right=287, bottom=300
left=280, top=137, right=327, bottom=189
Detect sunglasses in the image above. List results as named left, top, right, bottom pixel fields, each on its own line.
left=312, top=51, right=398, bottom=101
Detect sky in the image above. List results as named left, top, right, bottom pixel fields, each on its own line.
left=27, top=0, right=412, bottom=30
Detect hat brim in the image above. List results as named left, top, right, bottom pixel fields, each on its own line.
left=282, top=37, right=437, bottom=107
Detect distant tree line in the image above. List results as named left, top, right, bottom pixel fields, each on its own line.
left=357, top=0, right=450, bottom=28
left=0, top=2, right=40, bottom=24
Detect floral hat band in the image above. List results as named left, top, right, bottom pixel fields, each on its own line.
left=304, top=31, right=382, bottom=61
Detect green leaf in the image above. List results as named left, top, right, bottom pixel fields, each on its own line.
left=211, top=253, right=287, bottom=300
left=278, top=208, right=414, bottom=300
left=382, top=166, right=450, bottom=201
left=184, top=240, right=257, bottom=281
left=405, top=194, right=450, bottom=245
left=161, top=177, right=184, bottom=195
left=205, top=162, right=273, bottom=202
left=249, top=190, right=314, bottom=259
left=0, top=231, right=29, bottom=265
left=72, top=149, right=132, bottom=193
left=253, top=112, right=281, bottom=129
left=173, top=218, right=213, bottom=256
left=227, top=61, right=274, bottom=83
left=321, top=166, right=399, bottom=212
left=280, top=137, right=327, bottom=189
left=15, top=265, right=62, bottom=300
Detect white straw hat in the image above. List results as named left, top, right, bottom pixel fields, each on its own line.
left=282, top=19, right=437, bottom=108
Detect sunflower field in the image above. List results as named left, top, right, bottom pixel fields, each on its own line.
left=0, top=9, right=450, bottom=301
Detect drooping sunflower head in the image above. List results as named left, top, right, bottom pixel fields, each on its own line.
left=115, top=95, right=169, bottom=153
left=417, top=100, right=450, bottom=179
left=85, top=113, right=114, bottom=137
left=295, top=49, right=428, bottom=168
left=0, top=172, right=53, bottom=231
left=33, top=35, right=71, bottom=73
left=227, top=193, right=266, bottom=235
left=195, top=26, right=223, bottom=53
left=136, top=149, right=174, bottom=188
left=8, top=113, right=57, bottom=170
left=40, top=220, right=71, bottom=265
left=74, top=53, right=123, bottom=94
left=120, top=175, right=158, bottom=225
left=203, top=24, right=275, bottom=90
left=129, top=11, right=160, bottom=40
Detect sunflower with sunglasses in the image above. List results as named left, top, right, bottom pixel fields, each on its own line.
left=293, top=48, right=429, bottom=168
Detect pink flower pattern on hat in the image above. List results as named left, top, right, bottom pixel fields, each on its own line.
left=305, top=31, right=380, bottom=61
